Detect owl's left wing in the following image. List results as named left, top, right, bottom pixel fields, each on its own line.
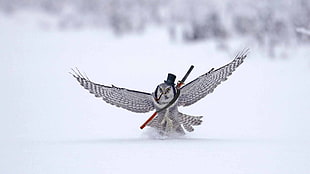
left=178, top=50, right=248, bottom=107
left=71, top=70, right=155, bottom=113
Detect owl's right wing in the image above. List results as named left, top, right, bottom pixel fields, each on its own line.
left=178, top=50, right=248, bottom=107
left=71, top=70, right=155, bottom=113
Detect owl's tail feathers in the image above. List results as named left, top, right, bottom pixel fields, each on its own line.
left=179, top=113, right=203, bottom=132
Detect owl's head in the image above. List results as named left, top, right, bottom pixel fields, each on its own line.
left=154, top=74, right=177, bottom=105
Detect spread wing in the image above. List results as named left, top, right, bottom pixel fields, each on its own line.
left=178, top=49, right=248, bottom=107
left=71, top=69, right=155, bottom=113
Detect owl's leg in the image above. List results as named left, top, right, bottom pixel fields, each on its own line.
left=161, top=115, right=173, bottom=133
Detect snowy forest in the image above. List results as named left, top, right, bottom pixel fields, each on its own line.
left=0, top=0, right=309, bottom=56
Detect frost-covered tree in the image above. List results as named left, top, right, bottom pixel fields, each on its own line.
left=0, top=0, right=309, bottom=56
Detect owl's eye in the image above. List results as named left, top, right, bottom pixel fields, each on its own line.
left=159, top=88, right=163, bottom=93
left=165, top=87, right=171, bottom=93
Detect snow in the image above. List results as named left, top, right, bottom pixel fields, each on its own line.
left=1, top=13, right=310, bottom=174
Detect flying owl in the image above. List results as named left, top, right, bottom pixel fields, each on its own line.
left=71, top=50, right=248, bottom=136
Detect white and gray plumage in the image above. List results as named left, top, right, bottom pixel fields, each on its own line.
left=71, top=50, right=248, bottom=136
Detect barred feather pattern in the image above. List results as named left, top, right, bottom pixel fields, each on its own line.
left=179, top=113, right=203, bottom=132
left=147, top=110, right=202, bottom=133
left=71, top=71, right=155, bottom=113
left=178, top=49, right=248, bottom=107
left=147, top=116, right=161, bottom=128
left=146, top=104, right=185, bottom=134
left=147, top=116, right=185, bottom=134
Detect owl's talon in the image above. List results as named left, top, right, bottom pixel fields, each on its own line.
left=161, top=116, right=173, bottom=132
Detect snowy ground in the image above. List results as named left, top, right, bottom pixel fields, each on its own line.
left=1, top=13, right=310, bottom=174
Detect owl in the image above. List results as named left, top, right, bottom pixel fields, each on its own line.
left=71, top=50, right=248, bottom=136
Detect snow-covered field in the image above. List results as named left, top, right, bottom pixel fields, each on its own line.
left=1, top=13, right=310, bottom=174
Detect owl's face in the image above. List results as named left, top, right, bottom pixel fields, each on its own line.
left=154, top=83, right=176, bottom=105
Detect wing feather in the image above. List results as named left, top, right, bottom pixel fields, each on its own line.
left=71, top=70, right=155, bottom=113
left=178, top=49, right=248, bottom=107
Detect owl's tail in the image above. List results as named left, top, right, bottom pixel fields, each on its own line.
left=179, top=113, right=203, bottom=132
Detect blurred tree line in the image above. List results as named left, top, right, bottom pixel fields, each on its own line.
left=0, top=0, right=309, bottom=55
